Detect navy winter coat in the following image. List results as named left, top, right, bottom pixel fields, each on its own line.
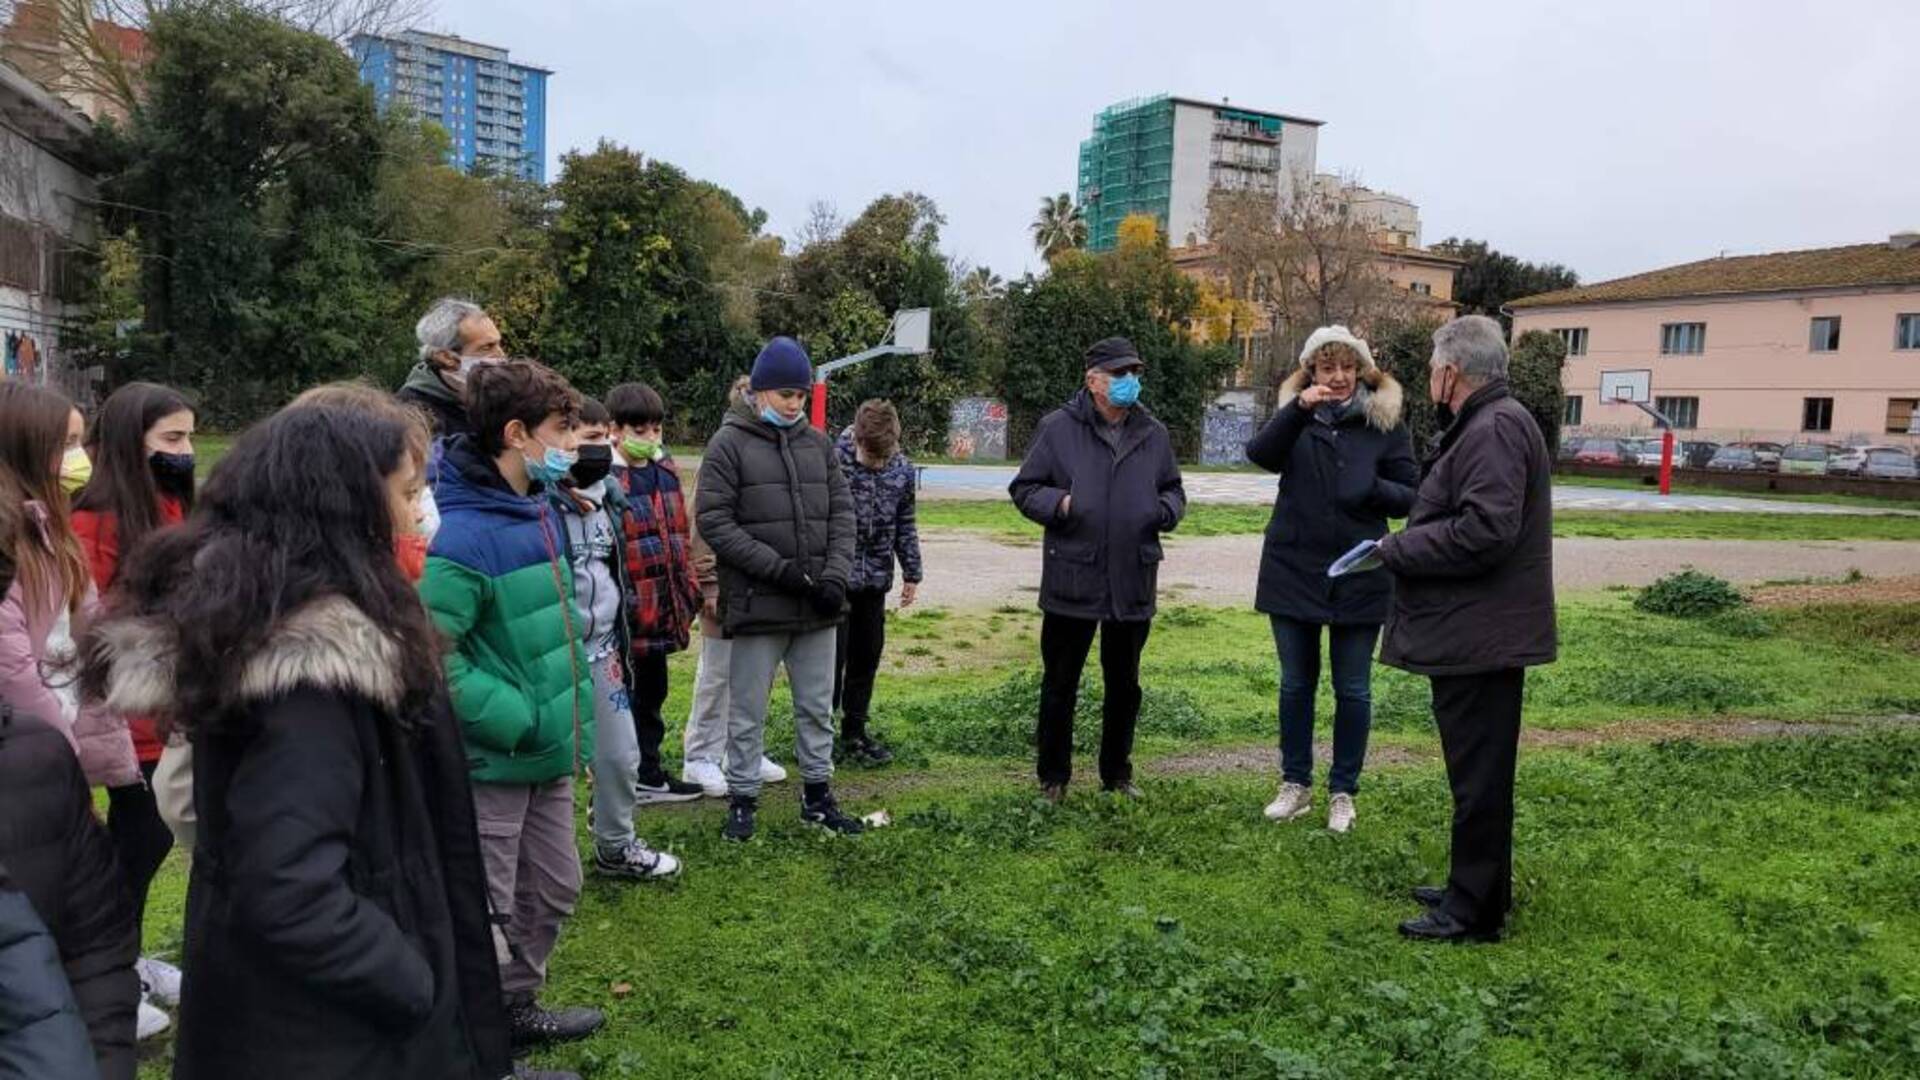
left=1009, top=390, right=1186, bottom=623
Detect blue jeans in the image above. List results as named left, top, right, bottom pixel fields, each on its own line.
left=1271, top=616, right=1380, bottom=795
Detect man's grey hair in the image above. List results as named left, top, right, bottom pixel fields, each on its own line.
left=1431, top=314, right=1509, bottom=384
left=416, top=297, right=486, bottom=363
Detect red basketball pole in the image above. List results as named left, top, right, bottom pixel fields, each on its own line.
left=1658, top=428, right=1676, bottom=495
left=810, top=378, right=828, bottom=431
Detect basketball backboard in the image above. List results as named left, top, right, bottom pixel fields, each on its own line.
left=892, top=308, right=932, bottom=353
left=1600, top=369, right=1651, bottom=405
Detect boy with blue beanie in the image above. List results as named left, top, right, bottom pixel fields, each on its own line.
left=694, top=337, right=863, bottom=841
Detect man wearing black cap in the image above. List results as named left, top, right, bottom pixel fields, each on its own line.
left=1009, top=336, right=1187, bottom=802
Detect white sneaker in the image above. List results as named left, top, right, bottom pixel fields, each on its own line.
left=1327, top=793, right=1357, bottom=834
left=136, top=956, right=182, bottom=1007
left=137, top=998, right=171, bottom=1040
left=758, top=757, right=788, bottom=784
left=592, top=838, right=682, bottom=881
left=681, top=759, right=727, bottom=798
left=1263, top=782, right=1313, bottom=822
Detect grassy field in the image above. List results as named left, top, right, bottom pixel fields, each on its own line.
left=916, top=499, right=1920, bottom=542
left=1556, top=473, right=1920, bottom=511
left=131, top=594, right=1920, bottom=1077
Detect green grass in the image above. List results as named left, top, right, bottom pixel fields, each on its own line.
left=134, top=595, right=1920, bottom=1076
left=915, top=499, right=1920, bottom=542
left=1557, top=473, right=1920, bottom=511
left=191, top=434, right=235, bottom=478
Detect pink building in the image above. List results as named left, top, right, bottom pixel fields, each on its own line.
left=1510, top=235, right=1920, bottom=447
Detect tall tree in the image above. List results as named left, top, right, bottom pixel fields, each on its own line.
left=1429, top=238, right=1579, bottom=330
left=1509, top=329, right=1569, bottom=455
left=1030, top=192, right=1086, bottom=261
left=104, top=2, right=396, bottom=425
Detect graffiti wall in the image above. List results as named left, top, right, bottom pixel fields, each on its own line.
left=1200, top=406, right=1256, bottom=466
left=947, top=396, right=1008, bottom=461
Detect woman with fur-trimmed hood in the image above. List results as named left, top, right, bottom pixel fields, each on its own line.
left=1245, top=325, right=1420, bottom=835
left=78, top=403, right=511, bottom=1080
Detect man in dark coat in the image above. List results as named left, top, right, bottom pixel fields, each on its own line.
left=1009, top=336, right=1186, bottom=801
left=696, top=336, right=862, bottom=842
left=1376, top=314, right=1557, bottom=944
left=0, top=702, right=139, bottom=1080
left=397, top=297, right=507, bottom=440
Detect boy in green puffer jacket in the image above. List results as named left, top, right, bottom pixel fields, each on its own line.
left=418, top=360, right=604, bottom=1054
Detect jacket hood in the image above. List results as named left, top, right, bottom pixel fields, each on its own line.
left=434, top=435, right=545, bottom=521
left=92, top=595, right=406, bottom=718
left=1276, top=368, right=1405, bottom=432
left=400, top=362, right=461, bottom=407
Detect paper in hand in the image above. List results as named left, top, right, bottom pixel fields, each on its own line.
left=1327, top=539, right=1384, bottom=578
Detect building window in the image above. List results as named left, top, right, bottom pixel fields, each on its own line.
left=1809, top=316, right=1842, bottom=352
left=1408, top=281, right=1432, bottom=296
left=1659, top=322, right=1705, bottom=355
left=1888, top=399, right=1920, bottom=435
left=1897, top=314, right=1920, bottom=350
left=1554, top=327, right=1589, bottom=356
left=1802, top=397, right=1834, bottom=432
left=1563, top=395, right=1583, bottom=426
left=1654, top=396, right=1699, bottom=430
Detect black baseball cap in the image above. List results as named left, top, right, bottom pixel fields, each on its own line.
left=1083, top=336, right=1143, bottom=372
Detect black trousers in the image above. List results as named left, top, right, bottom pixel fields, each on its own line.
left=107, top=758, right=172, bottom=937
left=1430, top=668, right=1525, bottom=932
left=631, top=651, right=670, bottom=778
left=832, top=588, right=890, bottom=741
left=1036, top=613, right=1152, bottom=788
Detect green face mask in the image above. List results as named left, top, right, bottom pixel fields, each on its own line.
left=622, top=436, right=662, bottom=463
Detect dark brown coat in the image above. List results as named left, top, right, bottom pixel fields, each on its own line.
left=1377, top=381, right=1557, bottom=675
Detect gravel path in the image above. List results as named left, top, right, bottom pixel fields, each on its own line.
left=909, top=533, right=1920, bottom=611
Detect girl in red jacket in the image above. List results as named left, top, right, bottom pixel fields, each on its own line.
left=70, top=381, right=196, bottom=1030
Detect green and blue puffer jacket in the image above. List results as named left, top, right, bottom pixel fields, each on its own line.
left=420, top=436, right=593, bottom=785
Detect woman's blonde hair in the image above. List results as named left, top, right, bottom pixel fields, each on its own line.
left=292, top=381, right=432, bottom=471
left=1310, top=341, right=1364, bottom=370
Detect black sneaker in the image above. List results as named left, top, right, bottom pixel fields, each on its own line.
left=506, top=994, right=604, bottom=1050
left=634, top=770, right=704, bottom=805
left=800, top=790, right=866, bottom=835
left=838, top=733, right=895, bottom=768
left=723, top=795, right=757, bottom=842
left=592, top=838, right=682, bottom=880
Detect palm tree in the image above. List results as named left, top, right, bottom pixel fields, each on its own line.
left=960, top=265, right=1004, bottom=303
left=1031, top=193, right=1087, bottom=260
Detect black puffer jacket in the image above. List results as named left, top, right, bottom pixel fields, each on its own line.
left=1009, top=390, right=1186, bottom=622
left=0, top=862, right=100, bottom=1080
left=1247, top=369, right=1419, bottom=626
left=0, top=704, right=138, bottom=1080
left=89, top=596, right=512, bottom=1080
left=1378, top=380, right=1558, bottom=675
left=396, top=363, right=472, bottom=439
left=695, top=401, right=855, bottom=637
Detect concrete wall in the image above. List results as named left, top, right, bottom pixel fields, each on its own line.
left=1515, top=287, right=1920, bottom=447
left=1167, top=101, right=1216, bottom=247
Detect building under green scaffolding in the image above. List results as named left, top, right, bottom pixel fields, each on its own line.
left=1075, top=94, right=1323, bottom=252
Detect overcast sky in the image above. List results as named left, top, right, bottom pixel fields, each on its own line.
left=433, top=0, right=1917, bottom=288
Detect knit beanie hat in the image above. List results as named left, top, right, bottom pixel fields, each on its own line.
left=1296, top=325, right=1377, bottom=374
left=751, top=336, right=813, bottom=391
left=1083, top=336, right=1142, bottom=371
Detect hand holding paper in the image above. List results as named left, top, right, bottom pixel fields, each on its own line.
left=1327, top=539, right=1384, bottom=578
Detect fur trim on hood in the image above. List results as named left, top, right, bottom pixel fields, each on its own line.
left=92, top=595, right=405, bottom=718
left=1276, top=367, right=1406, bottom=433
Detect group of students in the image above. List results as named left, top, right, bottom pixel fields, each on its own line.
left=0, top=308, right=924, bottom=1078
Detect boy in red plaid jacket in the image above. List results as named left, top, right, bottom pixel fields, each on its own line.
left=606, top=382, right=706, bottom=801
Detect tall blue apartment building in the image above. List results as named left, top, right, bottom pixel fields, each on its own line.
left=350, top=30, right=550, bottom=182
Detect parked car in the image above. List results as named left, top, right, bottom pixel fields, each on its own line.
left=1706, top=445, right=1764, bottom=472
left=1620, top=437, right=1663, bottom=466
left=1779, top=443, right=1832, bottom=476
left=1572, top=438, right=1626, bottom=465
left=1728, top=441, right=1784, bottom=471
left=1862, top=447, right=1919, bottom=480
left=1679, top=441, right=1720, bottom=469
left=1557, top=436, right=1588, bottom=462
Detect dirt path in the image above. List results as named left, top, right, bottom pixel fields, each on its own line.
left=910, top=533, right=1920, bottom=610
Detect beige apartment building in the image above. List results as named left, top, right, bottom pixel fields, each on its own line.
left=1511, top=236, right=1920, bottom=446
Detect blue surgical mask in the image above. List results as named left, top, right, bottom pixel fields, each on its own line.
left=523, top=438, right=577, bottom=486
left=761, top=406, right=803, bottom=429
left=1106, top=373, right=1142, bottom=408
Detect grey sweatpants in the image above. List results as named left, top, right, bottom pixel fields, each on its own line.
left=725, top=627, right=836, bottom=798
left=587, top=650, right=639, bottom=852
left=473, top=777, right=581, bottom=997
left=682, top=631, right=731, bottom=766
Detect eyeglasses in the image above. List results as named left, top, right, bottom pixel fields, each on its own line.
left=1106, top=366, right=1144, bottom=378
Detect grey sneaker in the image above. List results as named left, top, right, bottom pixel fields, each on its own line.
left=1263, top=782, right=1313, bottom=822
left=593, top=839, right=681, bottom=880
left=1327, top=793, right=1356, bottom=834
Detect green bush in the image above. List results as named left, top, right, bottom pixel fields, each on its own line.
left=1635, top=570, right=1747, bottom=618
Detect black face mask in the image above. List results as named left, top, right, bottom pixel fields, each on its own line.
left=569, top=443, right=614, bottom=487
left=149, top=451, right=196, bottom=496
